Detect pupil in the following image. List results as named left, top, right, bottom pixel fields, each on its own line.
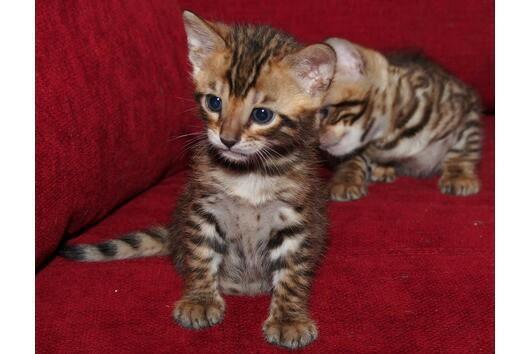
left=207, top=95, right=221, bottom=112
left=252, top=108, right=272, bottom=124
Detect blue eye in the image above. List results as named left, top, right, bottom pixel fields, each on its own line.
left=206, top=94, right=222, bottom=112
left=251, top=107, right=274, bottom=124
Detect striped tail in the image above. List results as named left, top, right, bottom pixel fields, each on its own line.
left=59, top=226, right=170, bottom=262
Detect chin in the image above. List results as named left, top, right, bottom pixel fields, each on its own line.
left=219, top=149, right=250, bottom=162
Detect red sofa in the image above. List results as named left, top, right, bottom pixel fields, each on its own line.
left=36, top=1, right=494, bottom=352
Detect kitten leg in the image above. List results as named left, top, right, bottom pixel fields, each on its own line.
left=264, top=231, right=319, bottom=349
left=329, top=154, right=369, bottom=201
left=173, top=204, right=226, bottom=329
left=439, top=121, right=481, bottom=196
left=370, top=163, right=397, bottom=183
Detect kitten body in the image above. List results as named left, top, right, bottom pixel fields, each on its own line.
left=318, top=38, right=482, bottom=200
left=61, top=11, right=335, bottom=349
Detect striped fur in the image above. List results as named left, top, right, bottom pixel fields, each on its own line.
left=60, top=227, right=169, bottom=261
left=318, top=38, right=482, bottom=201
left=60, top=12, right=334, bottom=349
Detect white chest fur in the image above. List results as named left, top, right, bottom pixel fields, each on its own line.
left=211, top=171, right=294, bottom=206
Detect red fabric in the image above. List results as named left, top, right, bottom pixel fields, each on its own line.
left=37, top=0, right=494, bottom=352
left=36, top=118, right=494, bottom=353
left=36, top=0, right=197, bottom=264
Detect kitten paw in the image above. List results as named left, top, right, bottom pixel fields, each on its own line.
left=263, top=317, right=318, bottom=349
left=329, top=179, right=367, bottom=201
left=173, top=297, right=225, bottom=329
left=370, top=165, right=396, bottom=183
left=439, top=174, right=480, bottom=196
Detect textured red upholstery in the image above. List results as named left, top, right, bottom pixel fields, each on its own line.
left=36, top=0, right=195, bottom=265
left=36, top=0, right=494, bottom=352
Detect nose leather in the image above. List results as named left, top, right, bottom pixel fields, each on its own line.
left=220, top=137, right=237, bottom=149
left=220, top=115, right=242, bottom=149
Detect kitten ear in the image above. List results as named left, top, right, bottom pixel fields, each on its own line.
left=182, top=11, right=225, bottom=73
left=283, top=44, right=336, bottom=97
left=325, top=38, right=366, bottom=82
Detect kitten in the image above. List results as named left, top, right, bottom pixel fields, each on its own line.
left=60, top=11, right=336, bottom=349
left=318, top=38, right=482, bottom=201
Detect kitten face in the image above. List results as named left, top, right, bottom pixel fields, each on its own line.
left=183, top=11, right=336, bottom=164
left=317, top=88, right=370, bottom=157
left=317, top=38, right=384, bottom=157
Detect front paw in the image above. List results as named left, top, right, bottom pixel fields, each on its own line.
left=370, top=165, right=396, bottom=183
left=329, top=178, right=367, bottom=201
left=173, top=296, right=225, bottom=329
left=263, top=317, right=318, bottom=349
left=439, top=174, right=480, bottom=196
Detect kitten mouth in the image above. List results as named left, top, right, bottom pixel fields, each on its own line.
left=219, top=149, right=249, bottom=161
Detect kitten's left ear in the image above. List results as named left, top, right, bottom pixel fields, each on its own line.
left=182, top=11, right=226, bottom=73
left=283, top=44, right=336, bottom=97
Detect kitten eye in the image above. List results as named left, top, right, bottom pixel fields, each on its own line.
left=205, top=94, right=222, bottom=112
left=318, top=107, right=329, bottom=118
left=251, top=107, right=274, bottom=125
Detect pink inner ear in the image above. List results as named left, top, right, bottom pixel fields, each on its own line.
left=290, top=45, right=335, bottom=96
left=337, top=46, right=366, bottom=81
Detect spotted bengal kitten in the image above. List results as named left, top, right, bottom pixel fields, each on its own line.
left=60, top=11, right=336, bottom=349
left=318, top=38, right=482, bottom=201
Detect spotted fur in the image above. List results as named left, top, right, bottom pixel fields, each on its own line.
left=318, top=38, right=482, bottom=201
left=60, top=11, right=335, bottom=349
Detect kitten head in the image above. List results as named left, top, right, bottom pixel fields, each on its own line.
left=317, top=38, right=387, bottom=157
left=182, top=11, right=336, bottom=165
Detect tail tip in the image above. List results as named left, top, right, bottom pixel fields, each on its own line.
left=59, top=245, right=86, bottom=261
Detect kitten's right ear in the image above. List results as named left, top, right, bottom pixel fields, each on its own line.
left=283, top=43, right=336, bottom=97
left=182, top=11, right=225, bottom=73
left=325, top=38, right=366, bottom=82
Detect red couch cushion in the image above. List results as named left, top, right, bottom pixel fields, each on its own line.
left=181, top=0, right=494, bottom=111
left=36, top=0, right=199, bottom=265
left=36, top=118, right=493, bottom=353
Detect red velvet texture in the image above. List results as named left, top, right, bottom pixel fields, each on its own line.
left=37, top=0, right=494, bottom=352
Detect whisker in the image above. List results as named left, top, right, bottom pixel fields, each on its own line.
left=168, top=131, right=204, bottom=141
left=175, top=96, right=196, bottom=102
left=177, top=106, right=199, bottom=115
left=260, top=147, right=282, bottom=175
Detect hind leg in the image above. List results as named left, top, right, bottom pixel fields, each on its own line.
left=329, top=154, right=369, bottom=201
left=439, top=120, right=482, bottom=196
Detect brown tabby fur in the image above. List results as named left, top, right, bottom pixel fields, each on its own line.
left=60, top=11, right=336, bottom=349
left=318, top=38, right=482, bottom=201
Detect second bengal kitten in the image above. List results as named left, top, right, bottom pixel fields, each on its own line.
left=318, top=38, right=482, bottom=201
left=61, top=11, right=335, bottom=349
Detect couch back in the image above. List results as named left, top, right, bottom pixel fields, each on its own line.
left=36, top=0, right=493, bottom=265
left=36, top=0, right=193, bottom=265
